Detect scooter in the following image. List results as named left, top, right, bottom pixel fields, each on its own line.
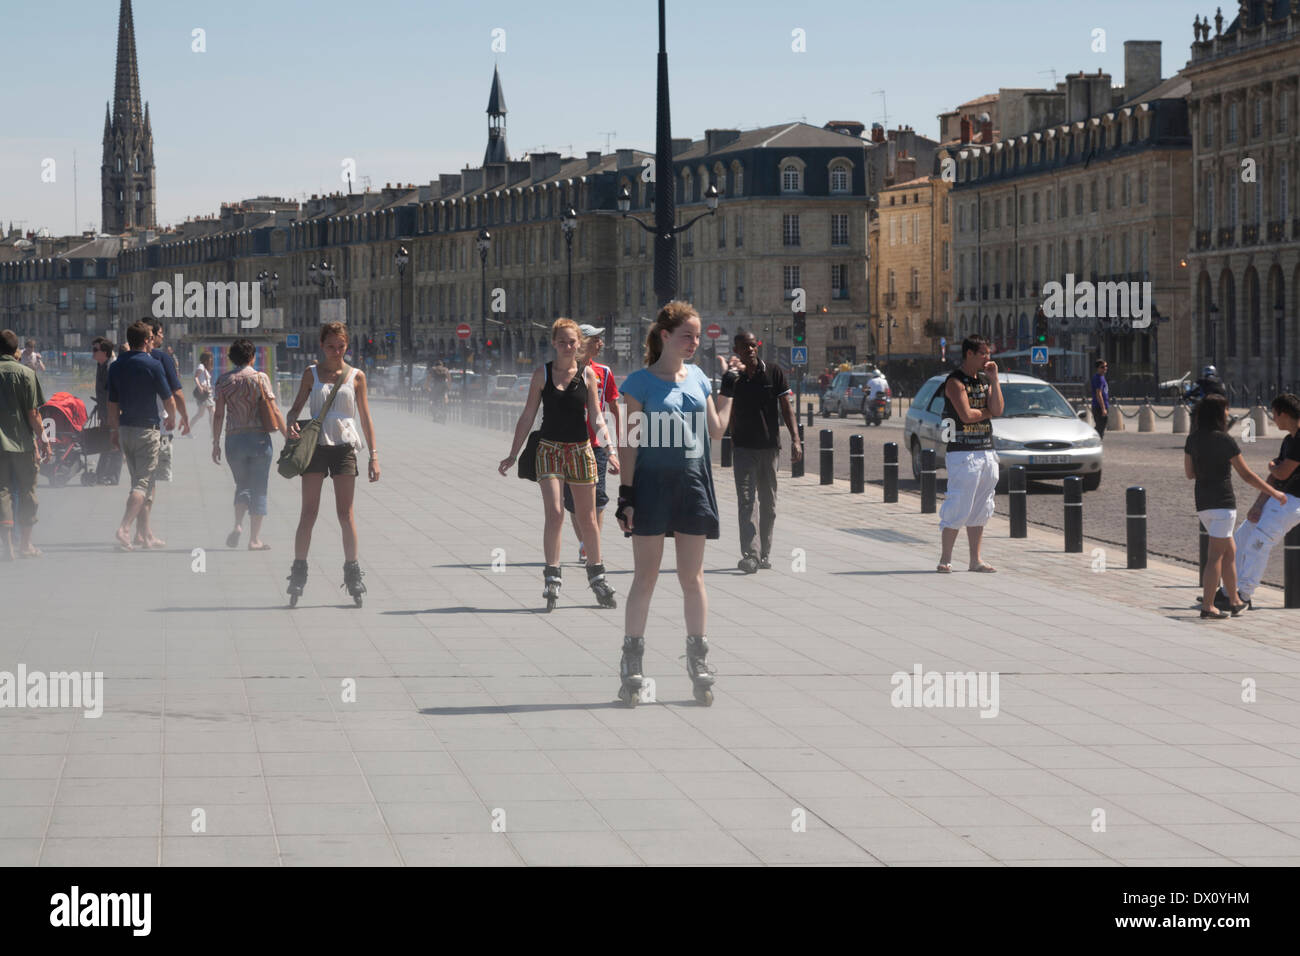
left=864, top=392, right=889, bottom=426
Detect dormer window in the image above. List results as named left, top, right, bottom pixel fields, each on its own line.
left=782, top=164, right=801, bottom=192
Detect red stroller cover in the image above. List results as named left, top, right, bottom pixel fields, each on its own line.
left=40, top=392, right=88, bottom=433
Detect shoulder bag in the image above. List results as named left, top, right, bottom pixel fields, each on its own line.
left=277, top=367, right=347, bottom=479
left=257, top=373, right=285, bottom=434
left=517, top=429, right=542, bottom=481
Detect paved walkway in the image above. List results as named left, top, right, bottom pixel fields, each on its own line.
left=2, top=404, right=1299, bottom=866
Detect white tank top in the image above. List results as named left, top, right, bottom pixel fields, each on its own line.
left=308, top=365, right=362, bottom=447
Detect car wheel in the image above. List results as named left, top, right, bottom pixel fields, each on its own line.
left=838, top=406, right=847, bottom=419
left=910, top=438, right=922, bottom=481
left=1083, top=471, right=1101, bottom=492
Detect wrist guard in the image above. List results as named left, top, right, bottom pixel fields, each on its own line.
left=720, top=370, right=740, bottom=397
left=615, top=484, right=635, bottom=526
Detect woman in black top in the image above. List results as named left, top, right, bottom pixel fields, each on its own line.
left=1184, top=395, right=1284, bottom=618
left=500, top=318, right=616, bottom=610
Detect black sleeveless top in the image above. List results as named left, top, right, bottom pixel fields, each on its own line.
left=941, top=368, right=994, bottom=452
left=539, top=361, right=590, bottom=443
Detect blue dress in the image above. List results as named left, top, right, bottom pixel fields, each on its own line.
left=620, top=364, right=719, bottom=538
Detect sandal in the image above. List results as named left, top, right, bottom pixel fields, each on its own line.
left=226, top=529, right=241, bottom=548
left=969, top=563, right=997, bottom=573
left=248, top=542, right=271, bottom=551
left=1200, top=608, right=1229, bottom=620
left=1229, top=604, right=1249, bottom=617
left=936, top=563, right=952, bottom=573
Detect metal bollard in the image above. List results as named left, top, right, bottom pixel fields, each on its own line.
left=792, top=424, right=805, bottom=478
left=883, top=442, right=898, bottom=503
left=1063, top=475, right=1083, bottom=552
left=1008, top=465, right=1027, bottom=538
left=1286, top=526, right=1300, bottom=609
left=1199, top=521, right=1208, bottom=576
left=806, top=406, right=814, bottom=428
left=920, top=448, right=936, bottom=513
left=1173, top=404, right=1189, bottom=434
left=849, top=434, right=864, bottom=493
left=820, top=429, right=833, bottom=485
left=720, top=434, right=732, bottom=468
left=1126, top=486, right=1147, bottom=569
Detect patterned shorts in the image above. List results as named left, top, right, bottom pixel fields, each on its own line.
left=536, top=439, right=597, bottom=484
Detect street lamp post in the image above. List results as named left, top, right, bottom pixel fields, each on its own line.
left=395, top=246, right=410, bottom=407
left=1276, top=305, right=1286, bottom=395
left=877, top=314, right=897, bottom=368
left=477, top=230, right=491, bottom=376
left=561, top=207, right=577, bottom=317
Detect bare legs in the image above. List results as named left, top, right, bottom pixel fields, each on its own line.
left=1203, top=536, right=1237, bottom=613
left=939, top=525, right=989, bottom=570
left=623, top=533, right=708, bottom=637
left=294, top=471, right=357, bottom=562
left=565, top=483, right=602, bottom=567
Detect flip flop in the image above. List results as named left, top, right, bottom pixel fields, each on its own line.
left=18, top=548, right=43, bottom=558
left=226, top=529, right=241, bottom=548
left=969, top=563, right=997, bottom=573
left=248, top=543, right=271, bottom=551
left=936, top=563, right=952, bottom=573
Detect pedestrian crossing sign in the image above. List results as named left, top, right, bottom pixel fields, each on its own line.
left=1031, top=345, right=1049, bottom=365
left=791, top=346, right=808, bottom=365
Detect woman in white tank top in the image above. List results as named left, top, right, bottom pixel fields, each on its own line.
left=282, top=322, right=380, bottom=606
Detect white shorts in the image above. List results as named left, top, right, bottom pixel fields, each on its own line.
left=940, top=449, right=999, bottom=530
left=1197, top=508, right=1237, bottom=539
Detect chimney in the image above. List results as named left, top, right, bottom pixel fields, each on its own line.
left=896, top=155, right=918, bottom=182
left=671, top=137, right=693, bottom=156
left=1123, top=40, right=1162, bottom=102
left=978, top=113, right=993, bottom=143
left=586, top=150, right=602, bottom=169
left=959, top=116, right=972, bottom=144
left=871, top=122, right=885, bottom=143
left=705, top=129, right=741, bottom=152
left=615, top=148, right=636, bottom=169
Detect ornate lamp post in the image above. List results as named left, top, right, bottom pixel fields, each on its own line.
left=394, top=246, right=411, bottom=403
left=561, top=207, right=577, bottom=316
left=477, top=229, right=491, bottom=374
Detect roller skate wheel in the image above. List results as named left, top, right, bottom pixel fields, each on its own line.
left=289, top=594, right=299, bottom=608
left=693, top=686, right=713, bottom=707
left=545, top=596, right=557, bottom=612
left=617, top=685, right=638, bottom=708
left=353, top=594, right=363, bottom=607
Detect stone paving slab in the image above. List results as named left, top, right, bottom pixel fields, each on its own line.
left=0, top=405, right=1298, bottom=866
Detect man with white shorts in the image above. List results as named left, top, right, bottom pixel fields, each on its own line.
left=937, top=335, right=1004, bottom=573
left=1216, top=393, right=1300, bottom=610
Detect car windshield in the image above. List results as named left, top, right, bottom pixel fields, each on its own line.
left=1000, top=382, right=1076, bottom=418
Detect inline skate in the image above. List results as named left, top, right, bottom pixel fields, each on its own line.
left=685, top=634, right=716, bottom=706
left=542, top=564, right=562, bottom=612
left=286, top=559, right=308, bottom=607
left=342, top=560, right=366, bottom=607
left=586, top=563, right=617, bottom=609
left=617, top=635, right=645, bottom=708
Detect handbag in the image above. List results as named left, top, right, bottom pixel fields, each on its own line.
left=517, top=430, right=542, bottom=481
left=277, top=367, right=349, bottom=479
left=257, top=375, right=285, bottom=434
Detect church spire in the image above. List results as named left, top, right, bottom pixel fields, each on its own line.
left=484, top=65, right=509, bottom=165
left=113, top=0, right=143, bottom=125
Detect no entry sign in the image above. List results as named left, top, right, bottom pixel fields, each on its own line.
left=456, top=323, right=472, bottom=340
left=705, top=323, right=722, bottom=340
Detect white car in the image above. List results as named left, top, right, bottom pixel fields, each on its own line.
left=902, top=371, right=1103, bottom=491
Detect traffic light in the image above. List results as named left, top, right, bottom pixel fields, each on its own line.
left=793, top=311, right=806, bottom=345
left=486, top=339, right=494, bottom=348
left=1033, top=309, right=1048, bottom=345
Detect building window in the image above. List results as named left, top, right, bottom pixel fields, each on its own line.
left=831, top=264, right=848, bottom=298
left=735, top=266, right=744, bottom=302
left=1280, top=160, right=1290, bottom=220
left=831, top=213, right=849, bottom=246
left=718, top=268, right=727, bottom=303
left=1229, top=176, right=1238, bottom=225
left=1090, top=179, right=1099, bottom=212
left=623, top=225, right=631, bottom=257
left=639, top=271, right=647, bottom=306
left=942, top=240, right=950, bottom=271
left=782, top=164, right=801, bottom=192
left=993, top=201, right=1000, bottom=229
left=783, top=265, right=800, bottom=298
left=624, top=273, right=631, bottom=306
left=1252, top=97, right=1263, bottom=138
left=735, top=215, right=743, bottom=248
left=830, top=165, right=849, bottom=193
left=1205, top=170, right=1216, bottom=229
left=1019, top=194, right=1027, bottom=224
left=1138, top=171, right=1148, bottom=204
left=1047, top=189, right=1054, bottom=221
left=912, top=212, right=919, bottom=243
left=958, top=204, right=966, bottom=232
left=783, top=214, right=801, bottom=247
left=941, top=197, right=949, bottom=225
left=1227, top=102, right=1238, bottom=143
left=1254, top=178, right=1263, bottom=225
left=1106, top=177, right=1114, bottom=210
left=1280, top=91, right=1290, bottom=134
left=718, top=216, right=726, bottom=248
left=733, top=165, right=744, bottom=196
left=1032, top=192, right=1040, bottom=223
left=1072, top=184, right=1081, bottom=216
left=890, top=216, right=897, bottom=246
left=133, top=154, right=141, bottom=172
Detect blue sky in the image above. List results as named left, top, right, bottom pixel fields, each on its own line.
left=1, top=0, right=1201, bottom=235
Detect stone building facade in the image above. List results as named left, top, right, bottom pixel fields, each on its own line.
left=942, top=44, right=1194, bottom=390
left=1185, top=0, right=1300, bottom=389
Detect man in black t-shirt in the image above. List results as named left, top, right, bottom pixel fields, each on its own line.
left=1217, top=393, right=1300, bottom=609
left=721, top=330, right=802, bottom=573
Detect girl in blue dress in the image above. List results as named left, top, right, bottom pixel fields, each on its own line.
left=615, top=301, right=733, bottom=706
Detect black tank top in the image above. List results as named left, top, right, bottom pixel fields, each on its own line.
left=539, top=361, right=590, bottom=442
left=941, top=368, right=994, bottom=452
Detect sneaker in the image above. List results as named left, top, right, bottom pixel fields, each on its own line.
left=578, top=543, right=587, bottom=564
left=758, top=555, right=772, bottom=570
left=738, top=554, right=759, bottom=574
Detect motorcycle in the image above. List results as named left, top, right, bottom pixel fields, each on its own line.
left=863, top=389, right=890, bottom=426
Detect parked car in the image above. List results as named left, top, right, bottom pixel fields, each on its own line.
left=822, top=369, right=881, bottom=418
left=902, top=371, right=1102, bottom=491
left=489, top=374, right=517, bottom=400
left=509, top=377, right=533, bottom=402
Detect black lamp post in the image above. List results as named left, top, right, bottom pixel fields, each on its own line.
left=877, top=313, right=897, bottom=367
left=616, top=0, right=721, bottom=309
left=477, top=229, right=491, bottom=374
left=257, top=270, right=279, bottom=308
left=395, top=245, right=410, bottom=402
left=561, top=207, right=577, bottom=316
left=1276, top=304, right=1286, bottom=395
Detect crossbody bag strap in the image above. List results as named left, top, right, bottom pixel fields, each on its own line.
left=312, top=365, right=349, bottom=425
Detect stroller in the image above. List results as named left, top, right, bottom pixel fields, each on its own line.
left=37, top=392, right=113, bottom=487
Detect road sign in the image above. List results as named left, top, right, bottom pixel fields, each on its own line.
left=285, top=333, right=300, bottom=349
left=940, top=336, right=947, bottom=349
left=705, top=323, right=722, bottom=340
left=456, top=323, right=472, bottom=340
left=1031, top=345, right=1049, bottom=365
left=791, top=346, right=808, bottom=366
left=319, top=299, right=346, bottom=324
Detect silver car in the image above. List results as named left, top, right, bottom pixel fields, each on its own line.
left=902, top=371, right=1103, bottom=491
